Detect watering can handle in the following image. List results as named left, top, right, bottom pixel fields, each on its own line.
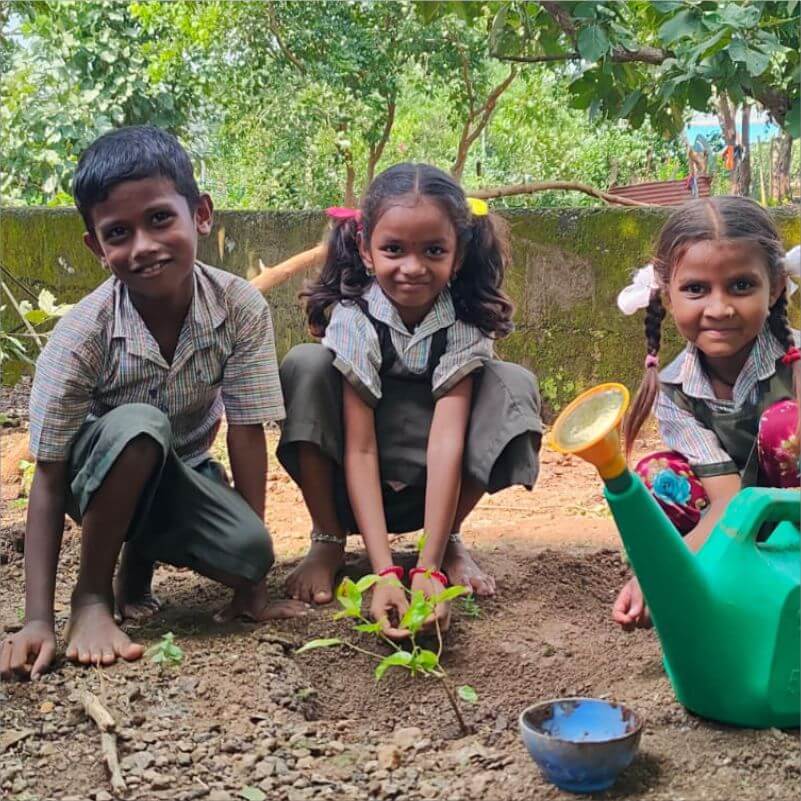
left=716, top=488, right=801, bottom=543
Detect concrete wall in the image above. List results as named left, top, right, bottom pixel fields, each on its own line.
left=2, top=206, right=799, bottom=413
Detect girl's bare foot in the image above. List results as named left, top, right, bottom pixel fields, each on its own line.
left=214, top=580, right=310, bottom=622
left=443, top=538, right=496, bottom=597
left=285, top=541, right=345, bottom=604
left=114, top=544, right=163, bottom=622
left=66, top=595, right=144, bottom=666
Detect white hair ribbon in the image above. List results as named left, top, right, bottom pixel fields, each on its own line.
left=617, top=263, right=659, bottom=316
left=784, top=245, right=800, bottom=297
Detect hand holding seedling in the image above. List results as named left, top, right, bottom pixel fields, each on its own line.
left=370, top=580, right=410, bottom=640
left=409, top=570, right=452, bottom=636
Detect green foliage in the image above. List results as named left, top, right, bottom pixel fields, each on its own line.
left=460, top=594, right=481, bottom=618
left=146, top=631, right=184, bottom=667
left=18, top=459, right=35, bottom=497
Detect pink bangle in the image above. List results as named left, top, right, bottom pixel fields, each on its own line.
left=409, top=566, right=448, bottom=587
left=378, top=565, right=404, bottom=581
left=781, top=346, right=801, bottom=366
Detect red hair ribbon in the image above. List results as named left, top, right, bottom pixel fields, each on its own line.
left=325, top=206, right=362, bottom=222
left=781, top=346, right=801, bottom=366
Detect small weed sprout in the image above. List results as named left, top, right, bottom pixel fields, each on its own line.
left=18, top=459, right=35, bottom=496
left=145, top=632, right=184, bottom=667
left=297, top=546, right=478, bottom=735
left=460, top=594, right=481, bottom=618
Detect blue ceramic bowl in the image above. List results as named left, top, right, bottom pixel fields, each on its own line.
left=519, top=697, right=643, bottom=794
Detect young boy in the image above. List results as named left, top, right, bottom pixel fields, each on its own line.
left=0, top=126, right=305, bottom=681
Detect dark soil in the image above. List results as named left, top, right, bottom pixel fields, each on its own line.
left=1, top=394, right=798, bottom=801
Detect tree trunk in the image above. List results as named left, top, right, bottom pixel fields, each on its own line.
left=736, top=103, right=751, bottom=198
left=716, top=94, right=740, bottom=194
left=772, top=131, right=793, bottom=204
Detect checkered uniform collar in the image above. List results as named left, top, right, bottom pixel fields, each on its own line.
left=364, top=279, right=455, bottom=344
left=661, top=323, right=786, bottom=405
left=111, top=262, right=227, bottom=353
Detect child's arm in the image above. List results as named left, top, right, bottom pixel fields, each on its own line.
left=614, top=472, right=740, bottom=630
left=0, top=461, right=68, bottom=680
left=417, top=375, right=474, bottom=570
left=342, top=381, right=409, bottom=638
left=683, top=473, right=741, bottom=552
left=226, top=424, right=267, bottom=520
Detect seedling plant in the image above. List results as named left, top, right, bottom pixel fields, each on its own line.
left=145, top=632, right=184, bottom=667
left=298, top=568, right=478, bottom=735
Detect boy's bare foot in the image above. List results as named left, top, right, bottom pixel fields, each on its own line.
left=285, top=541, right=345, bottom=604
left=66, top=596, right=144, bottom=666
left=443, top=538, right=496, bottom=597
left=214, top=580, right=310, bottom=623
left=114, top=544, right=163, bottom=622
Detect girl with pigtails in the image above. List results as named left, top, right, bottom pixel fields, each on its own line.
left=277, top=163, right=542, bottom=638
left=614, top=196, right=800, bottom=631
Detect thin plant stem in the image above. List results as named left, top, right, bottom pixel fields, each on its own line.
left=1, top=281, right=44, bottom=349
left=439, top=675, right=471, bottom=736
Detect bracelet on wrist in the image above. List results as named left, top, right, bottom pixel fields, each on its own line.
left=377, top=565, right=405, bottom=581
left=409, top=566, right=448, bottom=587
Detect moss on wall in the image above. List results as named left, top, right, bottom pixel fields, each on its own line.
left=2, top=206, right=799, bottom=414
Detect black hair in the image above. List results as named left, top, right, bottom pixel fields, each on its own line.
left=301, top=162, right=514, bottom=338
left=72, top=125, right=200, bottom=230
left=624, top=196, right=798, bottom=455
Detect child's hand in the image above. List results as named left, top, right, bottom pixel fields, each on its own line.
left=0, top=620, right=57, bottom=681
left=370, top=581, right=410, bottom=641
left=612, top=577, right=652, bottom=631
left=410, top=571, right=451, bottom=636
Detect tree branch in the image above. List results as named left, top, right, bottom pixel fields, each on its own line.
left=451, top=67, right=517, bottom=179
left=265, top=1, right=306, bottom=75
left=367, top=98, right=396, bottom=185
left=466, top=180, right=649, bottom=206
left=540, top=1, right=577, bottom=46
left=491, top=45, right=669, bottom=65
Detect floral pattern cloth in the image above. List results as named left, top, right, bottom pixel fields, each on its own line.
left=636, top=399, right=800, bottom=535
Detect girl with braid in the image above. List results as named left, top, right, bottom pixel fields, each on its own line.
left=614, top=197, right=800, bottom=630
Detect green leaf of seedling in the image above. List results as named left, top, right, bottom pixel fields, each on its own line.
left=460, top=594, right=481, bottom=618
left=355, top=574, right=379, bottom=593
left=240, top=787, right=267, bottom=801
left=457, top=685, right=479, bottom=704
left=295, top=638, right=343, bottom=654
left=23, top=309, right=50, bottom=325
left=400, top=590, right=433, bottom=635
left=353, top=621, right=384, bottom=634
left=430, top=585, right=470, bottom=605
left=416, top=533, right=427, bottom=553
left=335, top=578, right=362, bottom=617
left=375, top=651, right=413, bottom=681
left=414, top=649, right=440, bottom=673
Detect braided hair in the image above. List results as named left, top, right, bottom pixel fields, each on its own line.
left=624, top=196, right=799, bottom=455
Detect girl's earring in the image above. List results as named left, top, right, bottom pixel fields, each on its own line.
left=364, top=263, right=375, bottom=276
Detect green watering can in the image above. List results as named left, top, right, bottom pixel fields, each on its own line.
left=551, top=383, right=800, bottom=728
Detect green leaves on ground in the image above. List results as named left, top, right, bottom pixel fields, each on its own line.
left=145, top=632, right=184, bottom=667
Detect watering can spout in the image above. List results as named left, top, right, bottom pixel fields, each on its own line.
left=551, top=384, right=706, bottom=639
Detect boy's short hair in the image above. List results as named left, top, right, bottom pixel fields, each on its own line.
left=73, top=125, right=201, bottom=230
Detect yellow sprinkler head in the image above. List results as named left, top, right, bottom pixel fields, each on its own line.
left=551, top=383, right=630, bottom=480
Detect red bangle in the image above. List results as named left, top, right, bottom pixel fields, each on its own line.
left=781, top=346, right=801, bottom=366
left=378, top=565, right=404, bottom=581
left=409, top=566, right=448, bottom=587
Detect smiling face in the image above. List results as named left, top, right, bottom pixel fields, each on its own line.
left=83, top=176, right=213, bottom=304
left=666, top=240, right=784, bottom=362
left=358, top=194, right=459, bottom=327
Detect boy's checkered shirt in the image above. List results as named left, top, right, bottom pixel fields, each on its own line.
left=29, top=262, right=285, bottom=465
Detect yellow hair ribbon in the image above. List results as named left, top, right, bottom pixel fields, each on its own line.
left=466, top=197, right=489, bottom=217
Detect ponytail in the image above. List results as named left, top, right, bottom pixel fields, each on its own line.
left=451, top=212, right=514, bottom=338
left=300, top=217, right=371, bottom=338
left=624, top=291, right=666, bottom=457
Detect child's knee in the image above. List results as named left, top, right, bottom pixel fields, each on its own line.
left=758, top=399, right=798, bottom=450
left=241, top=521, right=275, bottom=580
left=280, top=343, right=334, bottom=386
